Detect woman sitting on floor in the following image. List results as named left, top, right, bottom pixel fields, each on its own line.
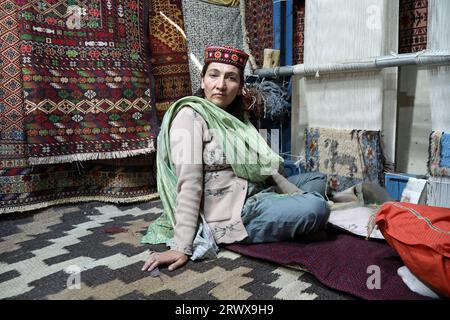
left=141, top=45, right=330, bottom=272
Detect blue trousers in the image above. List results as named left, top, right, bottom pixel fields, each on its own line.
left=241, top=172, right=330, bottom=243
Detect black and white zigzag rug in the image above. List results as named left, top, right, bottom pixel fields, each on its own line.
left=0, top=200, right=353, bottom=300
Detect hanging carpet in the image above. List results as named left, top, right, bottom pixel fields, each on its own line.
left=293, top=0, right=305, bottom=65
left=0, top=153, right=158, bottom=215
left=1, top=1, right=159, bottom=214
left=399, top=0, right=428, bottom=53
left=0, top=0, right=26, bottom=191
left=16, top=0, right=159, bottom=165
left=244, top=0, right=273, bottom=69
left=148, top=0, right=192, bottom=120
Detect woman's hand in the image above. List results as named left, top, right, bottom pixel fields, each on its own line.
left=141, top=250, right=188, bottom=272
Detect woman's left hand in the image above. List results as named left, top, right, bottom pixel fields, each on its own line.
left=141, top=250, right=188, bottom=272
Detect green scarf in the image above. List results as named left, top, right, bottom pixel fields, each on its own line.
left=141, top=96, right=283, bottom=244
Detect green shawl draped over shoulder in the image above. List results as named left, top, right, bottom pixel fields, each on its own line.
left=141, top=96, right=283, bottom=244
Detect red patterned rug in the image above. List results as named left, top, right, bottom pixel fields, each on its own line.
left=244, top=0, right=273, bottom=69
left=0, top=0, right=24, bottom=149
left=16, top=0, right=159, bottom=164
left=0, top=152, right=159, bottom=215
left=293, top=0, right=305, bottom=65
left=149, top=0, right=192, bottom=120
left=399, top=0, right=428, bottom=53
left=1, top=1, right=158, bottom=214
left=0, top=0, right=30, bottom=213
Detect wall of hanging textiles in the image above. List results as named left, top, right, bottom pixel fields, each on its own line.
left=0, top=0, right=159, bottom=214
left=148, top=0, right=192, bottom=119
left=182, top=0, right=250, bottom=93
left=292, top=0, right=399, bottom=167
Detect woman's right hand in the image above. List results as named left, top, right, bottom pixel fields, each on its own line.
left=141, top=250, right=188, bottom=272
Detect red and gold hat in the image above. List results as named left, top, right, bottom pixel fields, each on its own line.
left=204, top=45, right=249, bottom=70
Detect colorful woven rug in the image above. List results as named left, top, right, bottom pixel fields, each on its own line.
left=225, top=227, right=429, bottom=300
left=293, top=0, right=305, bottom=65
left=399, top=0, right=428, bottom=53
left=149, top=0, right=192, bottom=120
left=16, top=0, right=158, bottom=165
left=1, top=0, right=26, bottom=175
left=0, top=0, right=32, bottom=214
left=1, top=1, right=159, bottom=215
left=182, top=0, right=248, bottom=93
left=0, top=0, right=24, bottom=148
left=244, top=0, right=273, bottom=69
left=0, top=153, right=158, bottom=215
left=428, top=131, right=450, bottom=177
left=304, top=128, right=385, bottom=193
left=0, top=200, right=352, bottom=300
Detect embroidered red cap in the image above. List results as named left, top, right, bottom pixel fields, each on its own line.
left=204, top=45, right=249, bottom=70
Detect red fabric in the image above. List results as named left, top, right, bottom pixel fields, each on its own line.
left=376, top=202, right=450, bottom=297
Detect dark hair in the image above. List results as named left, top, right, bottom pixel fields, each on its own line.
left=194, top=63, right=245, bottom=121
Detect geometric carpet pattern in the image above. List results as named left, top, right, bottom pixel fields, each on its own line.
left=293, top=0, right=305, bottom=65
left=149, top=0, right=192, bottom=120
left=0, top=200, right=352, bottom=300
left=244, top=0, right=274, bottom=69
left=399, top=0, right=428, bottom=54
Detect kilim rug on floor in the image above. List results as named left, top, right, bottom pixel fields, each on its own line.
left=16, top=0, right=159, bottom=164
left=399, top=0, right=428, bottom=53
left=304, top=128, right=385, bottom=193
left=149, top=0, right=192, bottom=120
left=0, top=200, right=353, bottom=300
left=225, top=228, right=429, bottom=300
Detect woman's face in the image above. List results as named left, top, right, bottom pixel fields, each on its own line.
left=201, top=62, right=242, bottom=109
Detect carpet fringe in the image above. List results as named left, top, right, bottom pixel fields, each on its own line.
left=27, top=142, right=156, bottom=165
left=0, top=193, right=160, bottom=215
